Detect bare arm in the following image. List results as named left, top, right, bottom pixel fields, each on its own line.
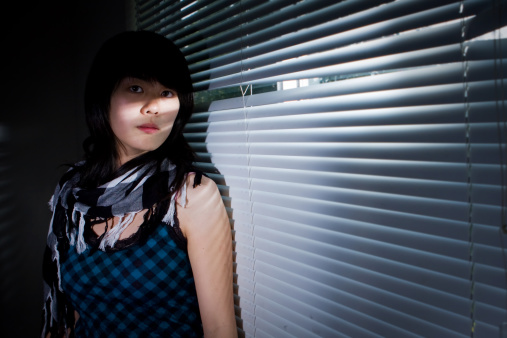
left=177, top=175, right=237, bottom=338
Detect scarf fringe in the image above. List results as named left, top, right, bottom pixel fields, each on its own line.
left=72, top=210, right=87, bottom=254
left=98, top=177, right=187, bottom=249
left=48, top=195, right=54, bottom=211
left=163, top=194, right=177, bottom=227
left=99, top=212, right=136, bottom=250
left=69, top=228, right=76, bottom=246
left=162, top=180, right=187, bottom=227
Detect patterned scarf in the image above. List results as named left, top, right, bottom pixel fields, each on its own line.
left=41, top=159, right=183, bottom=337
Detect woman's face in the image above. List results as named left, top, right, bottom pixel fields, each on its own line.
left=109, top=77, right=180, bottom=165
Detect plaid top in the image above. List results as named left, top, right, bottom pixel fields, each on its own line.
left=60, top=221, right=203, bottom=337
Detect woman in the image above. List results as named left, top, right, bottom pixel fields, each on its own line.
left=42, top=31, right=237, bottom=337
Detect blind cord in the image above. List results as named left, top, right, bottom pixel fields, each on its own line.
left=460, top=2, right=476, bottom=336
left=238, top=0, right=257, bottom=335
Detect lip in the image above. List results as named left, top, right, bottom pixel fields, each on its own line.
left=137, top=123, right=159, bottom=134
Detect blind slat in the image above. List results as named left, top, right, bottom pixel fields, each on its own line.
left=254, top=248, right=470, bottom=329
left=255, top=263, right=467, bottom=337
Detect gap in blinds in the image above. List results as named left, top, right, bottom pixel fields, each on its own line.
left=135, top=0, right=507, bottom=337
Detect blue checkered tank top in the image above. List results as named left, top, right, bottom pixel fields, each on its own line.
left=60, top=221, right=203, bottom=337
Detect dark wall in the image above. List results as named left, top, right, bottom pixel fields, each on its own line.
left=1, top=2, right=128, bottom=336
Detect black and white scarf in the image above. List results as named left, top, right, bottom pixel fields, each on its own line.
left=41, top=158, right=184, bottom=337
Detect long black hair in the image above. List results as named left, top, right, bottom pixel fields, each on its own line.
left=79, top=30, right=195, bottom=190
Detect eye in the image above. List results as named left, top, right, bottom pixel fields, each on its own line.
left=129, top=85, right=143, bottom=93
left=161, top=90, right=175, bottom=98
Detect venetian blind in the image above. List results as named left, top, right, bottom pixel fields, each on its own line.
left=135, top=0, right=507, bottom=337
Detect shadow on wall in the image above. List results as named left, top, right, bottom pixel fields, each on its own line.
left=0, top=1, right=128, bottom=337
left=0, top=126, right=20, bottom=331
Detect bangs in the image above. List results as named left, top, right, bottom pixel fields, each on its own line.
left=91, top=30, right=192, bottom=100
left=116, top=52, right=189, bottom=93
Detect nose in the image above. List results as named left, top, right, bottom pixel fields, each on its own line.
left=141, top=98, right=159, bottom=115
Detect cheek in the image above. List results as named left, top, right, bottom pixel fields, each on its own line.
left=108, top=108, right=126, bottom=136
left=169, top=100, right=180, bottom=116
left=108, top=96, right=135, bottom=136
left=109, top=98, right=124, bottom=133
left=163, top=101, right=181, bottom=126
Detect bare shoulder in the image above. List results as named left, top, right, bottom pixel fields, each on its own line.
left=178, top=173, right=227, bottom=238
left=184, top=173, right=221, bottom=207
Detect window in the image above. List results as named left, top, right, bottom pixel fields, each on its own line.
left=136, top=1, right=507, bottom=336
